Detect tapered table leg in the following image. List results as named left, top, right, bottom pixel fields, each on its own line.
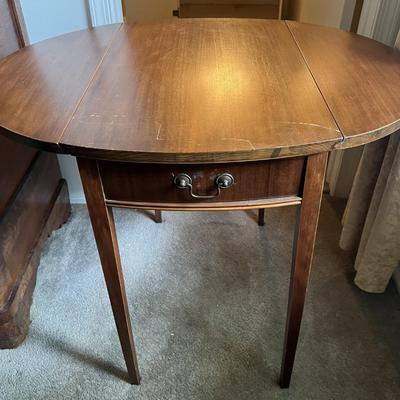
left=77, top=158, right=140, bottom=385
left=258, top=209, right=265, bottom=226
left=279, top=153, right=328, bottom=388
left=154, top=210, right=162, bottom=223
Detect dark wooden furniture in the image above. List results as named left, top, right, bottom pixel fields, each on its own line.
left=178, top=1, right=290, bottom=225
left=179, top=1, right=289, bottom=19
left=0, top=19, right=399, bottom=388
left=351, top=0, right=364, bottom=33
left=0, top=0, right=71, bottom=348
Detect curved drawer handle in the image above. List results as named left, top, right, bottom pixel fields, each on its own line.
left=174, top=173, right=235, bottom=200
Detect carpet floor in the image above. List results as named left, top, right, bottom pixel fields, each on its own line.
left=2, top=197, right=400, bottom=400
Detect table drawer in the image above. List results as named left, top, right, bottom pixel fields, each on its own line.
left=98, top=158, right=305, bottom=208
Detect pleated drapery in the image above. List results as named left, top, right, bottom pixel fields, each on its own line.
left=339, top=31, right=400, bottom=293
left=339, top=133, right=400, bottom=293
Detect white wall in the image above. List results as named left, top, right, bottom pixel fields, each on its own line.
left=56, top=156, right=85, bottom=203
left=20, top=0, right=91, bottom=43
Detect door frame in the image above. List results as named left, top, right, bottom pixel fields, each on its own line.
left=7, top=0, right=29, bottom=46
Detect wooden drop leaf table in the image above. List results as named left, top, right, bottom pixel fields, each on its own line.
left=1, top=19, right=399, bottom=388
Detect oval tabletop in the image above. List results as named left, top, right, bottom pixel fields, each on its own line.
left=0, top=19, right=399, bottom=163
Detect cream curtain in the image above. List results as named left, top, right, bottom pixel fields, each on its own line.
left=339, top=132, right=400, bottom=293
left=339, top=31, right=400, bottom=293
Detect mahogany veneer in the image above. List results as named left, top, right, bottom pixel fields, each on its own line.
left=99, top=158, right=305, bottom=207
left=287, top=21, right=400, bottom=148
left=1, top=19, right=399, bottom=388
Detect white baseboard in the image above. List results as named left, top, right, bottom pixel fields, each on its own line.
left=69, top=194, right=86, bottom=204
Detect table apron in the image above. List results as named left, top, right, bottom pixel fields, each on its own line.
left=97, top=158, right=306, bottom=211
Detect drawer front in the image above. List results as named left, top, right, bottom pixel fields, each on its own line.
left=98, top=158, right=305, bottom=206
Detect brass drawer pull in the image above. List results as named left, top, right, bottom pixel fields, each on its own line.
left=174, top=173, right=234, bottom=199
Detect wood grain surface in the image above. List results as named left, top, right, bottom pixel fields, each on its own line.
left=61, top=19, right=340, bottom=162
left=280, top=152, right=328, bottom=388
left=0, top=19, right=399, bottom=161
left=287, top=21, right=400, bottom=148
left=98, top=158, right=305, bottom=204
left=0, top=23, right=120, bottom=151
left=77, top=158, right=140, bottom=384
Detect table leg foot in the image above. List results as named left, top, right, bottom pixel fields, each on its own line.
left=78, top=158, right=141, bottom=385
left=258, top=209, right=265, bottom=226
left=154, top=210, right=162, bottom=223
left=279, top=153, right=327, bottom=389
left=279, top=377, right=290, bottom=389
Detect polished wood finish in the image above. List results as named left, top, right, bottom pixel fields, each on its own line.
left=154, top=210, right=162, bottom=223
left=77, top=158, right=140, bottom=385
left=61, top=20, right=340, bottom=162
left=1, top=20, right=400, bottom=161
left=179, top=8, right=287, bottom=226
left=287, top=21, right=400, bottom=148
left=1, top=19, right=400, bottom=388
left=99, top=158, right=305, bottom=205
left=0, top=24, right=120, bottom=150
left=79, top=153, right=322, bottom=387
left=0, top=21, right=399, bottom=161
left=0, top=154, right=71, bottom=348
left=279, top=152, right=328, bottom=388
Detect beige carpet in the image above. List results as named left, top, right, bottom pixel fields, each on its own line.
left=2, top=197, right=400, bottom=399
